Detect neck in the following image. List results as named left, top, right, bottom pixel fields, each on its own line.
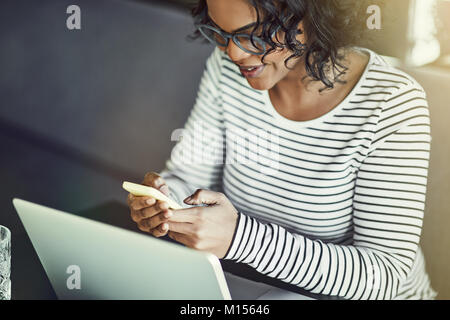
left=271, top=48, right=354, bottom=107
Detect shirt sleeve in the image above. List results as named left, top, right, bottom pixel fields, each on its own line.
left=159, top=47, right=226, bottom=207
left=223, top=82, right=432, bottom=300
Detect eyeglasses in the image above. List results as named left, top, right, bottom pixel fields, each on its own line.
left=195, top=23, right=279, bottom=56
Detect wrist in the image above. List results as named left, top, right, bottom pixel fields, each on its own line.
left=222, top=211, right=243, bottom=260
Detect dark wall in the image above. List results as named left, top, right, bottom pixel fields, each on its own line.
left=0, top=0, right=214, bottom=178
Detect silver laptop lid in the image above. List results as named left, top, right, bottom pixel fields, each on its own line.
left=13, top=198, right=231, bottom=300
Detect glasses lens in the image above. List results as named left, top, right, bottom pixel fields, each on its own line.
left=235, top=34, right=266, bottom=54
left=198, top=26, right=227, bottom=47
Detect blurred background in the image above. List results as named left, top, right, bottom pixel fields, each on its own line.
left=0, top=0, right=449, bottom=299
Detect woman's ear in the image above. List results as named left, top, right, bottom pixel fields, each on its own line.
left=295, top=21, right=305, bottom=44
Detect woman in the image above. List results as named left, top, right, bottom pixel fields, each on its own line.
left=127, top=0, right=436, bottom=299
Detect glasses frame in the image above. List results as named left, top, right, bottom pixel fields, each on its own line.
left=195, top=23, right=279, bottom=56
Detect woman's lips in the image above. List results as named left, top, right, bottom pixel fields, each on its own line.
left=239, top=64, right=265, bottom=78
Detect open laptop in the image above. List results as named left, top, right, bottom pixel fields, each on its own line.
left=12, top=198, right=231, bottom=300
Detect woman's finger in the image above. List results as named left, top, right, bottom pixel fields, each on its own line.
left=151, top=223, right=169, bottom=238
left=159, top=184, right=170, bottom=196
left=130, top=196, right=156, bottom=211
left=184, top=189, right=224, bottom=206
left=130, top=209, right=141, bottom=223
left=138, top=208, right=172, bottom=231
left=143, top=172, right=166, bottom=189
left=147, top=210, right=172, bottom=230
left=140, top=200, right=169, bottom=219
left=143, top=172, right=170, bottom=196
left=127, top=193, right=134, bottom=206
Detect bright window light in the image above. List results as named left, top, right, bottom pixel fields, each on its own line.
left=406, top=0, right=441, bottom=66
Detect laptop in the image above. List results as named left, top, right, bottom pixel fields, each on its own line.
left=12, top=198, right=231, bottom=300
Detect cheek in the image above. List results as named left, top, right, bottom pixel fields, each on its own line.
left=264, top=49, right=292, bottom=73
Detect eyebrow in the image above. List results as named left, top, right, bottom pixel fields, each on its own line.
left=207, top=14, right=257, bottom=33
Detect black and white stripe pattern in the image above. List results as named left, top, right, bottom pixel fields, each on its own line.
left=160, top=47, right=436, bottom=299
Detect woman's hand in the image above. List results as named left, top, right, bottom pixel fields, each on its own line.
left=127, top=172, right=172, bottom=237
left=167, top=189, right=239, bottom=259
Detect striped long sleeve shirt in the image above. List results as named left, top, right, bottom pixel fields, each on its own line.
left=160, top=47, right=437, bottom=300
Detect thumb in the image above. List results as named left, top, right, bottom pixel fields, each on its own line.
left=159, top=184, right=170, bottom=197
left=184, top=189, right=223, bottom=206
left=143, top=172, right=170, bottom=196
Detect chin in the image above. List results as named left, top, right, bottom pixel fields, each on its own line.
left=246, top=78, right=273, bottom=91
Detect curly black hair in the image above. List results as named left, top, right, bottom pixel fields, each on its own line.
left=189, top=0, right=382, bottom=90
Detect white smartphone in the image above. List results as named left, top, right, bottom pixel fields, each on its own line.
left=122, top=181, right=182, bottom=210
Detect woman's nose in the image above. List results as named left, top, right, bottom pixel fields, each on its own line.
left=225, top=39, right=251, bottom=62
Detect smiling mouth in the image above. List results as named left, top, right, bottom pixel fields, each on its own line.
left=238, top=64, right=266, bottom=78
left=239, top=65, right=263, bottom=71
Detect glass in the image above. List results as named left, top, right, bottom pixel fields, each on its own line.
left=0, top=226, right=11, bottom=300
left=195, top=23, right=279, bottom=56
